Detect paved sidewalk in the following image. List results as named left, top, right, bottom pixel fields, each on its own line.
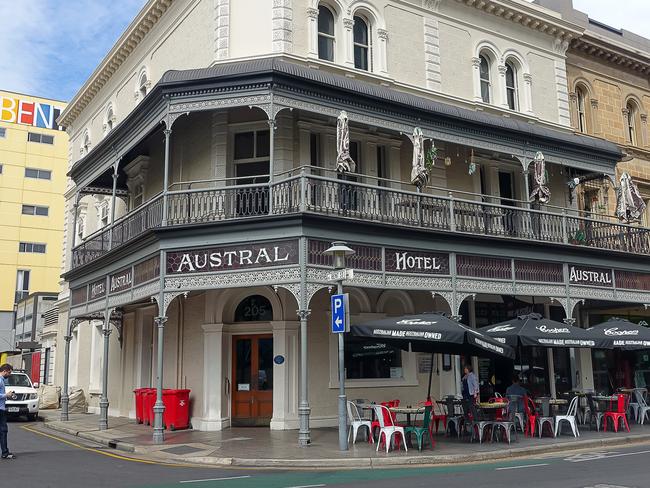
left=39, top=409, right=650, bottom=468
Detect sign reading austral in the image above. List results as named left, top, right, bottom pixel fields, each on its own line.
left=167, top=240, right=299, bottom=274
left=569, top=265, right=613, bottom=287
left=385, top=249, right=450, bottom=275
left=109, top=268, right=133, bottom=294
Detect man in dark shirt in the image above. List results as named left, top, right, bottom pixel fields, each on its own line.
left=505, top=374, right=528, bottom=413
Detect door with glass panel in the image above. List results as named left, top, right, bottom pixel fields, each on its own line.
left=231, top=335, right=273, bottom=426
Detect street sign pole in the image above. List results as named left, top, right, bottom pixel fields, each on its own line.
left=336, top=281, right=347, bottom=451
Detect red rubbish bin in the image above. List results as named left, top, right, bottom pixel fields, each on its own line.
left=143, top=389, right=156, bottom=426
left=133, top=388, right=148, bottom=424
left=162, top=389, right=191, bottom=431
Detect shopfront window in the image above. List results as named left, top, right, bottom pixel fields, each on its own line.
left=344, top=336, right=402, bottom=379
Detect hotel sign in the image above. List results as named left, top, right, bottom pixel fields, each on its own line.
left=89, top=278, right=107, bottom=301
left=385, top=249, right=449, bottom=274
left=167, top=240, right=299, bottom=274
left=1, top=95, right=64, bottom=130
left=569, top=265, right=613, bottom=287
left=109, top=268, right=133, bottom=294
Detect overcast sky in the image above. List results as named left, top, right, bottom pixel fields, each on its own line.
left=0, top=0, right=648, bottom=103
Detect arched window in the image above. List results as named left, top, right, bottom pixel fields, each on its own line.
left=479, top=54, right=491, bottom=104
left=318, top=5, right=335, bottom=62
left=505, top=61, right=518, bottom=111
left=139, top=72, right=148, bottom=98
left=234, top=295, right=273, bottom=322
left=576, top=86, right=587, bottom=133
left=104, top=105, right=114, bottom=134
left=81, top=131, right=91, bottom=156
left=627, top=101, right=638, bottom=146
left=353, top=15, right=370, bottom=71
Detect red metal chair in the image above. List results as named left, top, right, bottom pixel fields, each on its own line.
left=523, top=396, right=538, bottom=437
left=371, top=400, right=402, bottom=443
left=431, top=399, right=448, bottom=434
left=603, top=394, right=630, bottom=433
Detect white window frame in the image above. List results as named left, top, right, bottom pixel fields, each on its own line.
left=479, top=54, right=492, bottom=104
left=505, top=61, right=518, bottom=111
left=353, top=15, right=371, bottom=71
left=25, top=167, right=52, bottom=180
left=317, top=4, right=336, bottom=62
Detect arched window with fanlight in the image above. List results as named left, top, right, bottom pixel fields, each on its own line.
left=627, top=100, right=639, bottom=146
left=479, top=54, right=491, bottom=103
left=318, top=5, right=335, bottom=62
left=104, top=105, right=114, bottom=134
left=505, top=61, right=518, bottom=111
left=576, top=86, right=587, bottom=133
left=353, top=15, right=370, bottom=71
left=139, top=72, right=148, bottom=98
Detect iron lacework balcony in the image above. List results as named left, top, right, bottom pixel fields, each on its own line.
left=71, top=167, right=650, bottom=270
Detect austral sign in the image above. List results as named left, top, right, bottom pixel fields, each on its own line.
left=569, top=265, right=613, bottom=287
left=385, top=249, right=449, bottom=274
left=167, top=240, right=299, bottom=274
left=109, top=268, right=133, bottom=294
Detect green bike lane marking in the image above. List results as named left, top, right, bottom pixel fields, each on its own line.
left=147, top=457, right=557, bottom=488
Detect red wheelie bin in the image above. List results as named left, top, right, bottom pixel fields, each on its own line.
left=162, top=389, right=191, bottom=430
left=133, top=388, right=149, bottom=424
left=142, top=389, right=156, bottom=426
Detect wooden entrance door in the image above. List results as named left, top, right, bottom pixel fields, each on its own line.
left=232, top=335, right=273, bottom=425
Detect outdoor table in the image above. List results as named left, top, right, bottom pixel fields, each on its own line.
left=477, top=401, right=507, bottom=420
left=534, top=398, right=568, bottom=416
left=389, top=406, right=424, bottom=426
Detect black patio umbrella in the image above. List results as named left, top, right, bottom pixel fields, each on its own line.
left=479, top=313, right=607, bottom=349
left=588, top=317, right=650, bottom=350
left=352, top=312, right=515, bottom=400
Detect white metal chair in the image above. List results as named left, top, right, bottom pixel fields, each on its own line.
left=554, top=396, right=580, bottom=437
left=634, top=390, right=650, bottom=425
left=372, top=404, right=407, bottom=453
left=347, top=401, right=373, bottom=445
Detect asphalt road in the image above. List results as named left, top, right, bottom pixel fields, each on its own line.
left=4, top=419, right=650, bottom=488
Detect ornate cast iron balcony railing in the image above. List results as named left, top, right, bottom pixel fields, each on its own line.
left=71, top=172, right=650, bottom=270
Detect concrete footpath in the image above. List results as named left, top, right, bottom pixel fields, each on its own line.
left=38, top=410, right=650, bottom=468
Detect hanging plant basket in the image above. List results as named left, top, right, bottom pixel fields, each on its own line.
left=425, top=146, right=437, bottom=172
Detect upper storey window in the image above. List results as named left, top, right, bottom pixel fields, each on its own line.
left=576, top=86, right=587, bottom=133
left=505, top=62, right=518, bottom=111
left=479, top=55, right=491, bottom=104
left=139, top=72, right=149, bottom=98
left=318, top=5, right=335, bottom=62
left=626, top=101, right=639, bottom=146
left=353, top=16, right=370, bottom=71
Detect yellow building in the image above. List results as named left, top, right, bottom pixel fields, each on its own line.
left=0, top=90, right=67, bottom=346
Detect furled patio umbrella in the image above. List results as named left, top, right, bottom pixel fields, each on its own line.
left=587, top=317, right=650, bottom=350
left=409, top=127, right=429, bottom=190
left=352, top=312, right=515, bottom=400
left=529, top=151, right=550, bottom=204
left=335, top=111, right=356, bottom=174
left=479, top=313, right=607, bottom=349
left=616, top=172, right=646, bottom=222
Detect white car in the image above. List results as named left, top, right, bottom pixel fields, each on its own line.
left=5, top=372, right=39, bottom=421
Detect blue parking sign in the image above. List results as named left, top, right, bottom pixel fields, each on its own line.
left=331, top=293, right=348, bottom=333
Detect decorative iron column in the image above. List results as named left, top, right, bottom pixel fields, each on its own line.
left=297, top=236, right=311, bottom=446
left=161, top=127, right=172, bottom=226
left=107, top=162, right=119, bottom=249
left=152, top=249, right=167, bottom=444
left=98, top=312, right=112, bottom=430
left=60, top=313, right=74, bottom=421
left=71, top=192, right=81, bottom=249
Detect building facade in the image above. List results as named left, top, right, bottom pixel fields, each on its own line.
left=0, top=90, right=67, bottom=356
left=56, top=0, right=650, bottom=444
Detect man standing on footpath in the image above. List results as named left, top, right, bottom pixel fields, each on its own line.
left=0, top=364, right=16, bottom=459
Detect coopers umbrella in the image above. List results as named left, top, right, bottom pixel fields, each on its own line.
left=352, top=312, right=514, bottom=400
left=588, top=317, right=650, bottom=350
left=352, top=313, right=514, bottom=359
left=479, top=313, right=606, bottom=348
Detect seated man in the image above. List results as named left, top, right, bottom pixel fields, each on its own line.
left=505, top=374, right=528, bottom=412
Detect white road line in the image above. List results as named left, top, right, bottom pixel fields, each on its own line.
left=495, top=463, right=549, bottom=471
left=283, top=484, right=326, bottom=488
left=567, top=449, right=650, bottom=462
left=180, top=475, right=251, bottom=483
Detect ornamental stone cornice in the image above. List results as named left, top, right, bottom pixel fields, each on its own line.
left=59, top=0, right=174, bottom=128
left=453, top=0, right=581, bottom=42
left=571, top=34, right=650, bottom=75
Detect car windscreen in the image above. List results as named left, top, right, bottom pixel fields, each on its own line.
left=5, top=374, right=32, bottom=387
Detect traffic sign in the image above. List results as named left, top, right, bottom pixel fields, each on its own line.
left=331, top=293, right=349, bottom=333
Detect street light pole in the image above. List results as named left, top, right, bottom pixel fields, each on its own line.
left=324, top=241, right=355, bottom=452
left=336, top=277, right=346, bottom=451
